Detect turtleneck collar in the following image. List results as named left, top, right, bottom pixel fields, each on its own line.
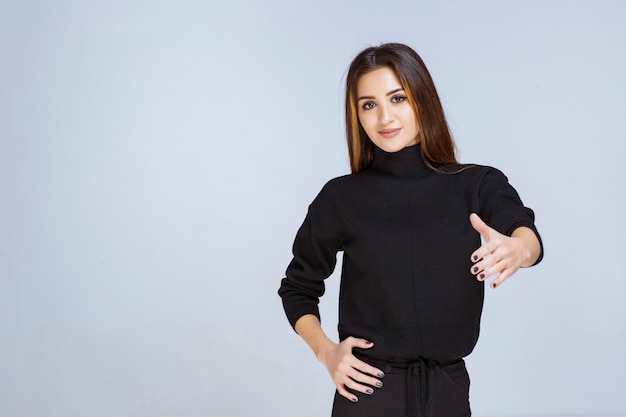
left=369, top=143, right=431, bottom=178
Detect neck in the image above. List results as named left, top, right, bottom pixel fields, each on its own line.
left=369, top=143, right=430, bottom=178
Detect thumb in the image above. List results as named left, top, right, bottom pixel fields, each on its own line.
left=469, top=213, right=491, bottom=239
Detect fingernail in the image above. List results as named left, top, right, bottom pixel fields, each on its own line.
left=473, top=255, right=478, bottom=261
left=479, top=273, right=485, bottom=280
left=351, top=397, right=358, bottom=403
left=472, top=267, right=478, bottom=273
left=366, top=388, right=373, bottom=394
left=377, top=372, right=385, bottom=378
left=492, top=282, right=497, bottom=288
left=365, top=340, right=373, bottom=345
left=375, top=381, right=383, bottom=388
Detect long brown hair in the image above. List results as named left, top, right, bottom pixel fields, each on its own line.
left=345, top=43, right=458, bottom=173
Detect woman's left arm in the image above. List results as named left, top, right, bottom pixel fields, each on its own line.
left=469, top=213, right=541, bottom=289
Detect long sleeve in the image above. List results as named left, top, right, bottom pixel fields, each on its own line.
left=278, top=201, right=343, bottom=330
left=476, top=167, right=544, bottom=265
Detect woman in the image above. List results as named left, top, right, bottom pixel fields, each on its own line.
left=278, top=43, right=543, bottom=417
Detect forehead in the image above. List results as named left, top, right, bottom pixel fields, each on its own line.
left=357, top=67, right=402, bottom=95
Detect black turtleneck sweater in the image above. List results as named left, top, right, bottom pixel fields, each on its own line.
left=278, top=144, right=542, bottom=361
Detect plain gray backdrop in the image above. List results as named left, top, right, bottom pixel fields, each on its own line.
left=1, top=0, right=625, bottom=416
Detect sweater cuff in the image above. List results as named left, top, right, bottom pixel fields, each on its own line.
left=282, top=300, right=321, bottom=332
left=504, top=221, right=544, bottom=266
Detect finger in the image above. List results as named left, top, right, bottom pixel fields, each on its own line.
left=471, top=244, right=497, bottom=268
left=469, top=215, right=492, bottom=263
left=490, top=274, right=505, bottom=289
left=345, top=338, right=384, bottom=377
left=490, top=277, right=501, bottom=289
left=348, top=337, right=376, bottom=350
left=480, top=256, right=511, bottom=286
left=336, top=385, right=359, bottom=403
left=343, top=375, right=376, bottom=396
left=489, top=266, right=519, bottom=289
left=471, top=252, right=497, bottom=277
left=470, top=262, right=483, bottom=276
left=473, top=255, right=503, bottom=282
left=346, top=340, right=385, bottom=382
left=353, top=359, right=385, bottom=379
left=470, top=249, right=485, bottom=265
left=333, top=364, right=371, bottom=398
left=475, top=270, right=488, bottom=282
left=469, top=213, right=492, bottom=240
left=348, top=362, right=384, bottom=389
left=476, top=267, right=495, bottom=282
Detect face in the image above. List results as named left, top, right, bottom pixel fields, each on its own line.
left=356, top=67, right=420, bottom=153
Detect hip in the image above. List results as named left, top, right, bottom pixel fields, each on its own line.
left=331, top=355, right=471, bottom=417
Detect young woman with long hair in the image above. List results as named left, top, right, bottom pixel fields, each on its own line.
left=278, top=43, right=543, bottom=417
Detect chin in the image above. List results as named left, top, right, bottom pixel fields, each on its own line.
left=374, top=140, right=413, bottom=153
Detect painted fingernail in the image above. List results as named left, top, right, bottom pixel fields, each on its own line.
left=351, top=397, right=358, bottom=403
left=366, top=388, right=373, bottom=394
left=377, top=372, right=385, bottom=378
left=479, top=273, right=485, bottom=280
left=375, top=381, right=383, bottom=388
left=492, top=282, right=497, bottom=288
left=473, top=255, right=478, bottom=261
left=472, top=267, right=478, bottom=273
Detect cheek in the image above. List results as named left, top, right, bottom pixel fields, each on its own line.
left=358, top=113, right=376, bottom=132
left=401, top=110, right=419, bottom=131
left=399, top=106, right=416, bottom=119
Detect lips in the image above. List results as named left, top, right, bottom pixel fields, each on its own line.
left=379, top=128, right=401, bottom=138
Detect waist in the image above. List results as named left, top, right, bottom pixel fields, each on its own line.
left=356, top=353, right=469, bottom=417
left=355, top=352, right=463, bottom=375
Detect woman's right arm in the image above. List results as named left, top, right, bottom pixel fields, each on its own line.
left=294, top=314, right=385, bottom=402
left=280, top=189, right=384, bottom=401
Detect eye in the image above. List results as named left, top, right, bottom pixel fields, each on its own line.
left=361, top=101, right=376, bottom=110
left=391, top=95, right=407, bottom=103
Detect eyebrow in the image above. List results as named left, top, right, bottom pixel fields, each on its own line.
left=357, top=88, right=405, bottom=102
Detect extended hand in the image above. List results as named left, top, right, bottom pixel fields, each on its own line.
left=318, top=336, right=384, bottom=403
left=469, top=213, right=533, bottom=289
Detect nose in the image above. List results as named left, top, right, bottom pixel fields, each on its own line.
left=378, top=103, right=394, bottom=125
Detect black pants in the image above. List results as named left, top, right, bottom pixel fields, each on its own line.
left=331, top=356, right=471, bottom=417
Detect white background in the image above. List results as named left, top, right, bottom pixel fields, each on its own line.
left=1, top=1, right=625, bottom=416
